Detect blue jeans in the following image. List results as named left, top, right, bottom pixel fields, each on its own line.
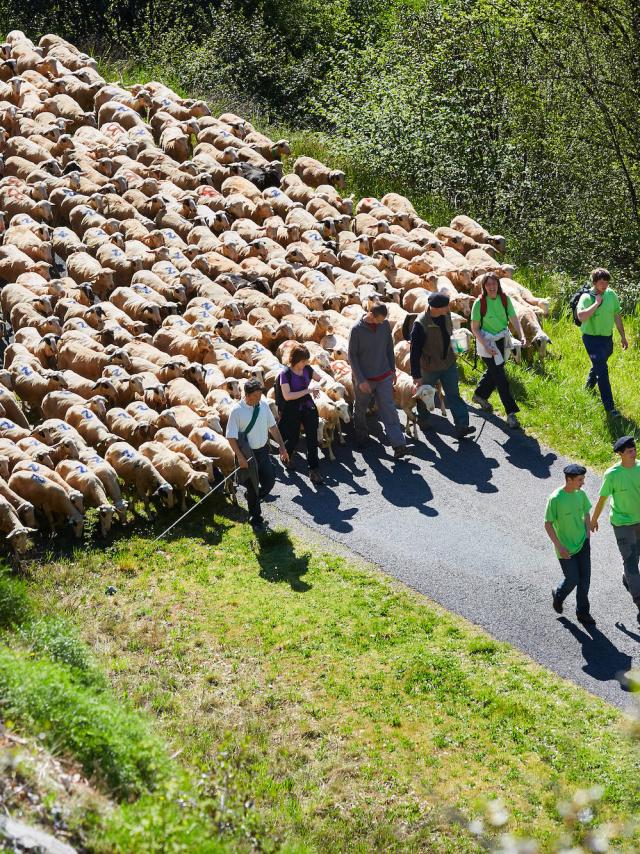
left=613, top=523, right=640, bottom=608
left=555, top=539, right=591, bottom=615
left=582, top=334, right=614, bottom=411
left=421, top=362, right=469, bottom=427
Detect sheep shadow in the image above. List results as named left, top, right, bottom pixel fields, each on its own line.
left=558, top=617, right=633, bottom=690
left=253, top=527, right=311, bottom=592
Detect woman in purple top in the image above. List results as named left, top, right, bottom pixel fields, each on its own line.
left=277, top=344, right=324, bottom=484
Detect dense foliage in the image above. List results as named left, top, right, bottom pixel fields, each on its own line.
left=1, top=0, right=639, bottom=298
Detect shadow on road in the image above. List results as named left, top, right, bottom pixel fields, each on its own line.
left=254, top=528, right=311, bottom=592
left=411, top=419, right=500, bottom=494
left=559, top=617, right=633, bottom=690
left=364, top=446, right=438, bottom=517
left=615, top=621, right=640, bottom=643
left=284, top=468, right=359, bottom=533
left=489, top=426, right=557, bottom=479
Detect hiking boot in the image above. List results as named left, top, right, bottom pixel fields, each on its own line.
left=506, top=413, right=521, bottom=430
left=552, top=590, right=563, bottom=614
left=393, top=445, right=408, bottom=460
left=472, top=394, right=493, bottom=412
left=455, top=425, right=476, bottom=440
left=309, top=469, right=323, bottom=485
left=577, top=612, right=596, bottom=626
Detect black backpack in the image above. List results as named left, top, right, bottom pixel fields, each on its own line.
left=569, top=284, right=592, bottom=326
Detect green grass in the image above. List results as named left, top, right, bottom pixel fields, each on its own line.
left=5, top=507, right=637, bottom=852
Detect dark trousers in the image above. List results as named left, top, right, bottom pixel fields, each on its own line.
left=555, top=539, right=591, bottom=615
left=245, top=444, right=275, bottom=524
left=582, top=334, right=614, bottom=411
left=613, top=523, right=640, bottom=609
left=474, top=338, right=519, bottom=414
left=278, top=403, right=320, bottom=470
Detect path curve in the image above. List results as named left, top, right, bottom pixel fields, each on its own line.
left=265, top=410, right=640, bottom=711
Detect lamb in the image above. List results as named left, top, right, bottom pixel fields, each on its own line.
left=105, top=442, right=174, bottom=514
left=392, top=373, right=437, bottom=437
left=8, top=469, right=84, bottom=537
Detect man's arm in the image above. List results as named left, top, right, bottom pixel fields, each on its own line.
left=590, top=495, right=607, bottom=532
left=385, top=323, right=396, bottom=377
left=410, top=322, right=425, bottom=383
left=615, top=313, right=628, bottom=350
left=268, top=424, right=289, bottom=463
left=544, top=520, right=570, bottom=559
left=347, top=327, right=365, bottom=386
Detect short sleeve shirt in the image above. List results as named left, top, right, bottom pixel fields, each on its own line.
left=577, top=289, right=621, bottom=337
left=599, top=461, right=640, bottom=526
left=470, top=294, right=517, bottom=335
left=226, top=398, right=276, bottom=449
left=545, top=487, right=591, bottom=557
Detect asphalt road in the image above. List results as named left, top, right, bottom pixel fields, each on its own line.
left=263, top=408, right=640, bottom=712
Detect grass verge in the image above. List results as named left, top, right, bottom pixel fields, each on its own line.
left=7, top=504, right=638, bottom=852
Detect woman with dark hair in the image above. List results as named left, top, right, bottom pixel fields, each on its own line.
left=276, top=344, right=324, bottom=484
left=470, top=273, right=526, bottom=430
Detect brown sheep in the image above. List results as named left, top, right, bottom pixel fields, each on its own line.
left=105, top=441, right=174, bottom=514
left=9, top=469, right=84, bottom=537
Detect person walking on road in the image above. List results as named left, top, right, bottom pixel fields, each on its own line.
left=470, top=273, right=526, bottom=430
left=545, top=463, right=594, bottom=625
left=276, top=343, right=323, bottom=484
left=226, top=378, right=289, bottom=533
left=348, top=301, right=407, bottom=458
left=577, top=268, right=628, bottom=418
left=409, top=291, right=475, bottom=440
left=590, top=435, right=640, bottom=624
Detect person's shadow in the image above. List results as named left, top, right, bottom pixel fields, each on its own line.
left=410, top=420, right=500, bottom=494
left=254, top=528, right=311, bottom=592
left=364, top=446, right=438, bottom=517
left=559, top=617, right=633, bottom=690
left=615, top=621, right=640, bottom=643
left=285, top=469, right=359, bottom=533
left=490, top=427, right=557, bottom=479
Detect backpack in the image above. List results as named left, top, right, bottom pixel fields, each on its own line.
left=569, top=284, right=592, bottom=326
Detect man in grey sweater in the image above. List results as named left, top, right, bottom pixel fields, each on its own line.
left=347, top=302, right=407, bottom=458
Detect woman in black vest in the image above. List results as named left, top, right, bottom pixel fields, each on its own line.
left=277, top=344, right=324, bottom=484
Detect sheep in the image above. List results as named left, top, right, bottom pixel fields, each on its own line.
left=55, top=459, right=120, bottom=535
left=105, top=407, right=155, bottom=447
left=10, top=366, right=68, bottom=414
left=293, top=156, right=346, bottom=189
left=77, top=448, right=128, bottom=522
left=153, top=427, right=215, bottom=481
left=450, top=215, right=505, bottom=255
left=139, top=441, right=210, bottom=511
left=8, top=469, right=84, bottom=537
left=105, top=442, right=174, bottom=514
left=0, top=387, right=29, bottom=429
left=0, top=494, right=37, bottom=559
left=11, top=460, right=84, bottom=513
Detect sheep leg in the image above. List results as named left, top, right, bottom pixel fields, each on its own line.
left=436, top=381, right=446, bottom=416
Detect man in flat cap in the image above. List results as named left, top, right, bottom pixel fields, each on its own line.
left=226, top=378, right=289, bottom=533
left=590, top=435, right=640, bottom=623
left=348, top=301, right=408, bottom=459
left=545, top=463, right=594, bottom=624
left=409, top=291, right=475, bottom=440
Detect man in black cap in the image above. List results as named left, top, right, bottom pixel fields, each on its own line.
left=226, top=378, right=289, bottom=532
left=591, top=435, right=640, bottom=623
left=409, top=291, right=475, bottom=440
left=544, top=463, right=594, bottom=624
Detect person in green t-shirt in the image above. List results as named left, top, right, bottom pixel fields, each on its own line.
left=545, top=463, right=594, bottom=624
left=470, top=273, right=526, bottom=431
left=576, top=267, right=628, bottom=417
left=590, top=435, right=640, bottom=625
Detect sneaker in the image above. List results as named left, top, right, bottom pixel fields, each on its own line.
left=393, top=445, right=408, bottom=460
left=552, top=590, right=563, bottom=614
left=309, top=469, right=323, bottom=484
left=472, top=394, right=493, bottom=412
left=506, top=413, right=521, bottom=430
left=576, top=612, right=596, bottom=626
left=455, top=425, right=476, bottom=440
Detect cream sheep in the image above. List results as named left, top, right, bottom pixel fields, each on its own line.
left=8, top=469, right=84, bottom=537
left=105, top=441, right=174, bottom=514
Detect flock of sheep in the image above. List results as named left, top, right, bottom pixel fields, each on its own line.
left=0, top=30, right=553, bottom=559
